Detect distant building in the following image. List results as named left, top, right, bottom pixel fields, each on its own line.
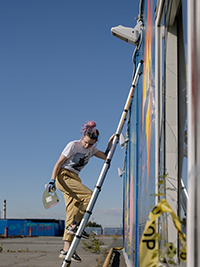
left=0, top=219, right=64, bottom=237
left=0, top=219, right=122, bottom=237
left=103, top=227, right=123, bottom=236
left=85, top=227, right=102, bottom=235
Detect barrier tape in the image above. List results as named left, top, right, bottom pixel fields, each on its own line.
left=139, top=198, right=186, bottom=266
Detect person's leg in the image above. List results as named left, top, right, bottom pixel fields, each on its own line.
left=59, top=240, right=82, bottom=262
left=56, top=169, right=92, bottom=246
left=55, top=188, right=82, bottom=262
left=62, top=195, right=80, bottom=242
left=68, top=187, right=92, bottom=225
left=56, top=169, right=92, bottom=227
left=63, top=240, right=71, bottom=251
left=56, top=175, right=78, bottom=243
left=62, top=175, right=92, bottom=240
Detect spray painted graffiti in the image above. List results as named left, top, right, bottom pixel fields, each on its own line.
left=0, top=219, right=59, bottom=236
left=123, top=0, right=156, bottom=266
left=26, top=222, right=53, bottom=232
left=142, top=0, right=154, bottom=192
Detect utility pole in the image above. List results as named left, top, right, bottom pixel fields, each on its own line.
left=3, top=200, right=6, bottom=219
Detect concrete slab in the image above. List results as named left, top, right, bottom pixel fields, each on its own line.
left=0, top=236, right=122, bottom=267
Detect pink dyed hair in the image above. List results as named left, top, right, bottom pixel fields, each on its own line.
left=81, top=120, right=99, bottom=141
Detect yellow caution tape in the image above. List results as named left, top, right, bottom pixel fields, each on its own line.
left=113, top=247, right=123, bottom=250
left=139, top=198, right=186, bottom=266
left=102, top=248, right=113, bottom=267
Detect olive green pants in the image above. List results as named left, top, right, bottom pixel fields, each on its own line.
left=56, top=168, right=92, bottom=241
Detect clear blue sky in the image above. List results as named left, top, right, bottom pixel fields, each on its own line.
left=0, top=0, right=139, bottom=227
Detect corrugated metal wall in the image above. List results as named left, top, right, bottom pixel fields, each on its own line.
left=0, top=219, right=64, bottom=236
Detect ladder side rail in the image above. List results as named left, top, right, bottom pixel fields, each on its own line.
left=180, top=179, right=188, bottom=215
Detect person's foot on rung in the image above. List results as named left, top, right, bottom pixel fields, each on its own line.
left=59, top=249, right=82, bottom=262
left=67, top=225, right=89, bottom=239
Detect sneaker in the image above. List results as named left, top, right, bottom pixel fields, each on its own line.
left=59, top=249, right=82, bottom=262
left=81, top=229, right=89, bottom=239
left=66, top=225, right=78, bottom=235
left=67, top=225, right=89, bottom=239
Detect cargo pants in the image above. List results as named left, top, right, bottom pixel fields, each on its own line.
left=56, top=168, right=92, bottom=241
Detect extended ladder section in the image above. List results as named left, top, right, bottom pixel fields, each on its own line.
left=61, top=60, right=143, bottom=267
left=181, top=179, right=188, bottom=215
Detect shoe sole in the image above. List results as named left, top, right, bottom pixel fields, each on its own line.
left=67, top=225, right=89, bottom=239
left=67, top=231, right=90, bottom=239
left=59, top=254, right=81, bottom=262
left=66, top=230, right=75, bottom=235
left=82, top=235, right=89, bottom=239
left=67, top=230, right=89, bottom=239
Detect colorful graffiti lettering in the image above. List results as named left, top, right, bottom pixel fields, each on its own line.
left=142, top=0, right=154, bottom=193
left=26, top=222, right=52, bottom=232
left=123, top=0, right=155, bottom=266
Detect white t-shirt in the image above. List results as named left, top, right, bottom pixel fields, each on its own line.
left=61, top=140, right=99, bottom=174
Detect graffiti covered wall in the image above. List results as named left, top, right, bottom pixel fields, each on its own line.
left=0, top=219, right=64, bottom=236
left=123, top=0, right=156, bottom=266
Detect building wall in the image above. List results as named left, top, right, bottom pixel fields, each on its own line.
left=0, top=220, right=121, bottom=237
left=123, top=0, right=156, bottom=266
left=0, top=219, right=64, bottom=237
left=123, top=0, right=188, bottom=266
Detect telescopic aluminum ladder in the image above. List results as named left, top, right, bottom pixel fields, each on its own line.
left=61, top=60, right=143, bottom=267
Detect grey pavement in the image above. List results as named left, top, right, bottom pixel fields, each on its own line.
left=0, top=236, right=126, bottom=267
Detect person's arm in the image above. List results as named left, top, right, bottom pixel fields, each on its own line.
left=94, top=150, right=107, bottom=160
left=94, top=134, right=115, bottom=160
left=50, top=154, right=68, bottom=180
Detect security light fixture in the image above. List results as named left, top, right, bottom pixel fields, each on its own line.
left=118, top=167, right=125, bottom=178
left=111, top=20, right=143, bottom=46
left=120, top=133, right=129, bottom=148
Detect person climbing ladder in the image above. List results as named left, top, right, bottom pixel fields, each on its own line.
left=47, top=120, right=114, bottom=263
